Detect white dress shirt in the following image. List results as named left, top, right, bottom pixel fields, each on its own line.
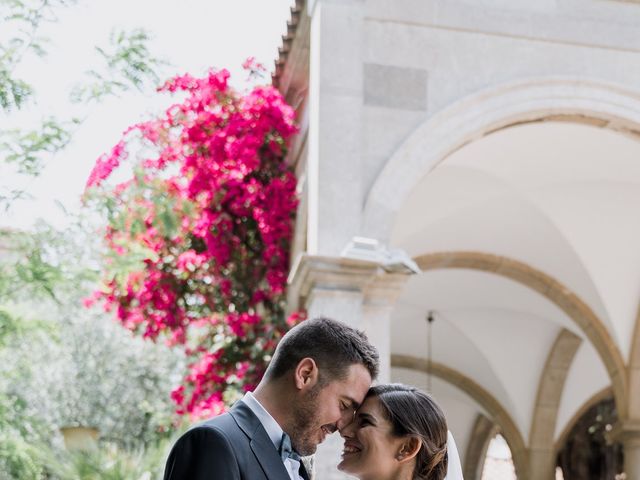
left=242, top=392, right=304, bottom=480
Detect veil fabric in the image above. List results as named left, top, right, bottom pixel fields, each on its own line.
left=445, top=431, right=464, bottom=480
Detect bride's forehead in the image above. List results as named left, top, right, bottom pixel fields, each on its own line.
left=358, top=396, right=382, bottom=414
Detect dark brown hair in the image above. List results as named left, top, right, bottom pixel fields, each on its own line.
left=264, top=317, right=379, bottom=383
left=368, top=384, right=448, bottom=480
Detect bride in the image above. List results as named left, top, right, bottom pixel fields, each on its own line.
left=338, top=384, right=461, bottom=480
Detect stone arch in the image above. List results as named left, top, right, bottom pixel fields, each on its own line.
left=391, top=354, right=529, bottom=480
left=464, top=414, right=500, bottom=480
left=554, top=387, right=614, bottom=454
left=362, top=77, right=640, bottom=243
left=529, top=328, right=582, bottom=480
left=414, top=251, right=628, bottom=421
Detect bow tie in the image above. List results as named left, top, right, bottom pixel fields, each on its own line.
left=279, top=432, right=301, bottom=463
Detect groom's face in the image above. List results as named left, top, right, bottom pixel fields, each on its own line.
left=289, top=363, right=371, bottom=456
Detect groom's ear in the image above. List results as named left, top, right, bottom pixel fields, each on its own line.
left=294, top=357, right=319, bottom=390
left=396, top=436, right=421, bottom=463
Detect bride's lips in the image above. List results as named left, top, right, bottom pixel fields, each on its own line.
left=341, top=441, right=362, bottom=456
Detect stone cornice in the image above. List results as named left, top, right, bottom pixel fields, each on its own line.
left=287, top=253, right=411, bottom=311
left=272, top=0, right=306, bottom=91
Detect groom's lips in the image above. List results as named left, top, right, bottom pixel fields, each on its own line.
left=322, top=424, right=337, bottom=434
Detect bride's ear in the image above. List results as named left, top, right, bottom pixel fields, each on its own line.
left=395, top=436, right=421, bottom=463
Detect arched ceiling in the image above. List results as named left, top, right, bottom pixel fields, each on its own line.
left=391, top=121, right=640, bottom=360
left=391, top=269, right=568, bottom=441
left=388, top=121, right=640, bottom=444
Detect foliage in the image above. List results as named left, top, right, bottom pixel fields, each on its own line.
left=0, top=218, right=98, bottom=303
left=0, top=435, right=173, bottom=480
left=0, top=1, right=181, bottom=477
left=0, top=302, right=184, bottom=478
left=0, top=306, right=56, bottom=479
left=43, top=439, right=172, bottom=480
left=86, top=65, right=303, bottom=419
left=1, top=1, right=168, bottom=205
left=0, top=0, right=78, bottom=111
left=0, top=436, right=46, bottom=480
left=0, top=275, right=184, bottom=441
left=0, top=117, right=77, bottom=177
left=71, top=28, right=166, bottom=104
left=0, top=219, right=183, bottom=477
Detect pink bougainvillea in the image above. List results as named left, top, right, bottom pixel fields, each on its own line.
left=85, top=66, right=304, bottom=419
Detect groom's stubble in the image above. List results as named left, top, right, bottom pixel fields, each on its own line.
left=289, top=383, right=326, bottom=456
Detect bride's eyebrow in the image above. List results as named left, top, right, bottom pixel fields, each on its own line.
left=357, top=412, right=377, bottom=425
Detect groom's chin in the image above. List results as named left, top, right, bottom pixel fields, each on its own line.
left=294, top=439, right=318, bottom=457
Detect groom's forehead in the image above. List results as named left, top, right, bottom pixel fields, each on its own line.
left=324, top=363, right=372, bottom=401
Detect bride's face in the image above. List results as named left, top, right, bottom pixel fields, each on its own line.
left=337, top=396, right=406, bottom=479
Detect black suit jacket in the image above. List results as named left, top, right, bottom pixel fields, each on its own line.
left=163, top=400, right=310, bottom=480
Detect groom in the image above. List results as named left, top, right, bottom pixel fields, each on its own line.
left=163, top=316, right=380, bottom=480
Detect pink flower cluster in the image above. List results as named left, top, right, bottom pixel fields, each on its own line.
left=86, top=66, right=304, bottom=419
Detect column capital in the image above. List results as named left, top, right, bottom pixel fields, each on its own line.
left=610, top=420, right=640, bottom=446
left=287, top=254, right=380, bottom=311
left=287, top=253, right=414, bottom=312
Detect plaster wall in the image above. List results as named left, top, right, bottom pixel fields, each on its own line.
left=306, top=0, right=640, bottom=257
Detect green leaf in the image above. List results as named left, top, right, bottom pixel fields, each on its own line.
left=0, top=117, right=74, bottom=176
left=0, top=68, right=33, bottom=110
left=71, top=27, right=169, bottom=104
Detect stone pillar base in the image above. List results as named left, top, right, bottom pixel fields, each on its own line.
left=612, top=420, right=640, bottom=479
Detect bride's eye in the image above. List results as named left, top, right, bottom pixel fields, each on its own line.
left=359, top=418, right=372, bottom=427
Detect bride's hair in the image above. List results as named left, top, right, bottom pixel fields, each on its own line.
left=367, top=384, right=448, bottom=480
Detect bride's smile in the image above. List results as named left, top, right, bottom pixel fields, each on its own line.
left=338, top=396, right=413, bottom=480
left=337, top=384, right=448, bottom=480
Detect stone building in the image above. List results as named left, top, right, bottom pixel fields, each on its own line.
left=274, top=1, right=640, bottom=479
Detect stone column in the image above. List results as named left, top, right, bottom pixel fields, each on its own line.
left=360, top=272, right=411, bottom=383
left=529, top=329, right=581, bottom=480
left=614, top=421, right=640, bottom=480
left=306, top=0, right=365, bottom=256
left=288, top=254, right=412, bottom=479
left=464, top=414, right=499, bottom=480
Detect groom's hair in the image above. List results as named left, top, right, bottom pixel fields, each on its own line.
left=264, top=316, right=379, bottom=383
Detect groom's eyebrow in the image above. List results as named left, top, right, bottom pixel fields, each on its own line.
left=344, top=396, right=360, bottom=409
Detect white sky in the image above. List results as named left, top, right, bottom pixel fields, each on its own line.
left=1, top=0, right=294, bottom=229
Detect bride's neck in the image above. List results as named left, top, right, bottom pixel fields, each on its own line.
left=360, top=467, right=414, bottom=480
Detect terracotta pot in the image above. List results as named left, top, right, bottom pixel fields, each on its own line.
left=60, top=426, right=99, bottom=451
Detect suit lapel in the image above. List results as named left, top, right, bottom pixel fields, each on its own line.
left=230, top=401, right=291, bottom=480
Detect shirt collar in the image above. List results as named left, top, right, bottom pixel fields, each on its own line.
left=242, top=391, right=284, bottom=450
